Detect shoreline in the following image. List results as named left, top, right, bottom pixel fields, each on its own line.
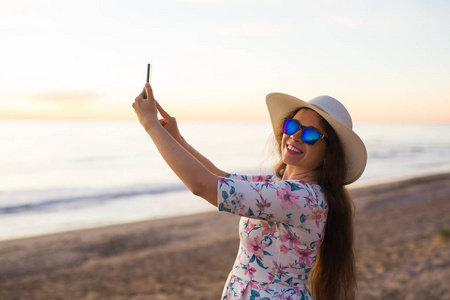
left=2, top=170, right=449, bottom=244
left=350, top=168, right=450, bottom=188
left=1, top=171, right=450, bottom=299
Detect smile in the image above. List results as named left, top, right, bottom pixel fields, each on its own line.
left=287, top=144, right=302, bottom=154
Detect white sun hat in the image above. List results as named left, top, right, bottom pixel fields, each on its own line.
left=266, top=92, right=367, bottom=185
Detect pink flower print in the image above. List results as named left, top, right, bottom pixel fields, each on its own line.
left=245, top=223, right=256, bottom=233
left=272, top=261, right=289, bottom=277
left=256, top=202, right=271, bottom=214
left=219, top=177, right=230, bottom=187
left=297, top=179, right=307, bottom=185
left=309, top=206, right=326, bottom=228
left=259, top=282, right=270, bottom=291
left=294, top=246, right=315, bottom=268
left=261, top=181, right=271, bottom=188
left=256, top=195, right=271, bottom=213
left=268, top=271, right=275, bottom=281
left=243, top=219, right=256, bottom=233
left=246, top=236, right=268, bottom=258
left=236, top=192, right=244, bottom=201
left=237, top=248, right=243, bottom=261
left=248, top=280, right=259, bottom=289
left=280, top=244, right=290, bottom=254
left=244, top=264, right=257, bottom=278
left=253, top=175, right=264, bottom=182
left=316, top=235, right=324, bottom=248
left=280, top=228, right=302, bottom=249
left=253, top=185, right=263, bottom=194
left=219, top=177, right=228, bottom=183
left=239, top=175, right=250, bottom=181
left=292, top=286, right=302, bottom=295
left=305, top=197, right=316, bottom=209
left=253, top=175, right=271, bottom=182
left=261, top=221, right=276, bottom=236
left=277, top=184, right=301, bottom=210
left=264, top=214, right=275, bottom=221
left=239, top=278, right=246, bottom=288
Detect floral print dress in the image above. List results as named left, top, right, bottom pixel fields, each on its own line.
left=217, top=174, right=328, bottom=300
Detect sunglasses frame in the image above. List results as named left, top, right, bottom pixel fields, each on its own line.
left=282, top=118, right=328, bottom=145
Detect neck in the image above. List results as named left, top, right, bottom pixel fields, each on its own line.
left=282, top=167, right=319, bottom=184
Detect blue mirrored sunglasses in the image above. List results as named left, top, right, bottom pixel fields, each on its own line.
left=282, top=118, right=328, bottom=145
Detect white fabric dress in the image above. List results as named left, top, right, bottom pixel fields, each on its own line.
left=217, top=174, right=328, bottom=300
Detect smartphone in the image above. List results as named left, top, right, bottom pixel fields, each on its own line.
left=144, top=63, right=151, bottom=99
left=146, top=63, right=152, bottom=84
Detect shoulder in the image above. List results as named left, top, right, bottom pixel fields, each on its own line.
left=279, top=180, right=326, bottom=203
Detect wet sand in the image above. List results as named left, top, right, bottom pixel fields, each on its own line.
left=1, top=172, right=449, bottom=299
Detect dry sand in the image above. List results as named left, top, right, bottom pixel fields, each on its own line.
left=1, top=172, right=449, bottom=300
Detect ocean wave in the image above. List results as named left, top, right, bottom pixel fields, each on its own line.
left=0, top=184, right=187, bottom=215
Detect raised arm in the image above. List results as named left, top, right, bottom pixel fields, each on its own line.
left=132, top=83, right=218, bottom=206
left=155, top=102, right=227, bottom=177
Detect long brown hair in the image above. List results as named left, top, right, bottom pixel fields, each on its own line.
left=274, top=108, right=356, bottom=300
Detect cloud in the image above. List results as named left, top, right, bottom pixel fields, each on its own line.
left=214, top=21, right=296, bottom=36
left=172, top=0, right=266, bottom=5
left=331, top=15, right=363, bottom=27
left=216, top=23, right=272, bottom=35
left=23, top=90, right=97, bottom=105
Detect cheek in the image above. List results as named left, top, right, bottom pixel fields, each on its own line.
left=313, top=146, right=327, bottom=163
left=280, top=135, right=291, bottom=162
left=280, top=134, right=288, bottom=149
left=306, top=142, right=325, bottom=163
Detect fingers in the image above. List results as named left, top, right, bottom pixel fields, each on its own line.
left=159, top=118, right=168, bottom=127
left=144, top=82, right=155, bottom=100
left=133, top=83, right=153, bottom=107
left=134, top=88, right=145, bottom=107
left=139, top=88, right=145, bottom=99
left=142, top=88, right=147, bottom=99
left=132, top=83, right=159, bottom=114
left=134, top=83, right=153, bottom=101
left=132, top=96, right=139, bottom=110
left=156, top=101, right=171, bottom=119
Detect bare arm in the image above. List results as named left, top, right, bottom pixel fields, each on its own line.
left=132, top=83, right=218, bottom=206
left=155, top=101, right=227, bottom=177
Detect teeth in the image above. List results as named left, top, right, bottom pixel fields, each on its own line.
left=287, top=145, right=301, bottom=153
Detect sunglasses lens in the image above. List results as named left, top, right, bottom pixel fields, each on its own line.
left=302, top=128, right=320, bottom=145
left=283, top=119, right=299, bottom=135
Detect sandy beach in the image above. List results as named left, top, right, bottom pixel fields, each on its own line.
left=1, top=172, right=449, bottom=300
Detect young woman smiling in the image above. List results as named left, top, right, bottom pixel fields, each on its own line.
left=133, top=83, right=367, bottom=300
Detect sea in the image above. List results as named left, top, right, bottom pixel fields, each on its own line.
left=1, top=120, right=450, bottom=241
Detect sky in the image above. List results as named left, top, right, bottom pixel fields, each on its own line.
left=1, top=0, right=449, bottom=122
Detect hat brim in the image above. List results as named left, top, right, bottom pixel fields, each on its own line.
left=266, top=92, right=367, bottom=185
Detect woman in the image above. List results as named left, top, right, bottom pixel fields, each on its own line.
left=133, top=83, right=367, bottom=300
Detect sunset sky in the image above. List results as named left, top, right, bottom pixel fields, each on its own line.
left=1, top=0, right=449, bottom=122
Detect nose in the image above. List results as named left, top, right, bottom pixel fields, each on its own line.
left=289, top=129, right=304, bottom=143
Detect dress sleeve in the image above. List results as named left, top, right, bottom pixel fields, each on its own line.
left=225, top=173, right=275, bottom=182
left=217, top=177, right=328, bottom=230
